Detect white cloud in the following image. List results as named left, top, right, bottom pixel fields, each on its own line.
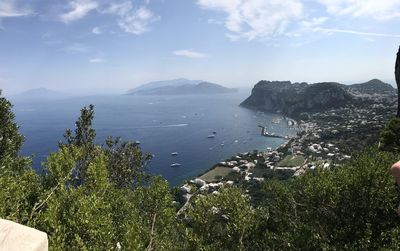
left=64, top=43, right=89, bottom=53
left=101, top=2, right=159, bottom=34
left=89, top=57, right=105, bottom=63
left=0, top=0, right=32, bottom=18
left=60, top=0, right=98, bottom=23
left=317, top=0, right=400, bottom=20
left=57, top=1, right=159, bottom=35
left=92, top=26, right=102, bottom=34
left=313, top=27, right=400, bottom=38
left=173, top=50, right=207, bottom=59
left=102, top=1, right=132, bottom=16
left=117, top=6, right=159, bottom=34
left=197, top=0, right=303, bottom=40
left=301, top=17, right=329, bottom=29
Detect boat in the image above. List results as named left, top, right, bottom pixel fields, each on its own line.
left=171, top=152, right=178, bottom=156
left=170, top=163, right=181, bottom=167
left=207, top=135, right=215, bottom=138
left=271, top=117, right=282, bottom=124
left=220, top=143, right=224, bottom=147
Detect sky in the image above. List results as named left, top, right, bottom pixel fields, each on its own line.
left=1, top=0, right=400, bottom=95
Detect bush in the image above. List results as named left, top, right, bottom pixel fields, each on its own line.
left=257, top=148, right=400, bottom=250
left=380, top=117, right=400, bottom=152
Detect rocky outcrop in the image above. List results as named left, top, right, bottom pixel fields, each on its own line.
left=240, top=81, right=352, bottom=117
left=240, top=79, right=396, bottom=117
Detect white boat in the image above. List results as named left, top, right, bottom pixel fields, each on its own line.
left=171, top=152, right=178, bottom=156
left=170, top=163, right=181, bottom=167
left=220, top=143, right=224, bottom=147
left=207, top=135, right=215, bottom=138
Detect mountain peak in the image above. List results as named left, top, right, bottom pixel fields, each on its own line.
left=127, top=79, right=237, bottom=95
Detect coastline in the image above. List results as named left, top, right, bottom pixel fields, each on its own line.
left=176, top=116, right=301, bottom=190
left=193, top=120, right=300, bottom=183
left=175, top=87, right=397, bottom=208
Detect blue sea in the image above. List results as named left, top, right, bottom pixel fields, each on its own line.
left=11, top=90, right=294, bottom=186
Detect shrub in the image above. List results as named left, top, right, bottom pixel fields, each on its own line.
left=380, top=117, right=400, bottom=152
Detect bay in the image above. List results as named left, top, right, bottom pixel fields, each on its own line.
left=11, top=90, right=294, bottom=187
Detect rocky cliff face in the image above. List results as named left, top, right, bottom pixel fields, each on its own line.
left=240, top=80, right=354, bottom=117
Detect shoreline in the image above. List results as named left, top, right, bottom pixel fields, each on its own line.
left=179, top=116, right=301, bottom=186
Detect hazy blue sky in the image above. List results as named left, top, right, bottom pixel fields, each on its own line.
left=1, top=0, right=400, bottom=94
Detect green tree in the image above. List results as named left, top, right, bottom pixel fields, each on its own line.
left=62, top=104, right=96, bottom=148
left=126, top=177, right=186, bottom=250
left=0, top=90, right=25, bottom=160
left=0, top=91, right=40, bottom=225
left=380, top=117, right=400, bottom=152
left=256, top=148, right=400, bottom=250
left=36, top=146, right=117, bottom=250
left=61, top=105, right=151, bottom=189
left=186, top=186, right=256, bottom=251
left=60, top=105, right=97, bottom=186
left=105, top=136, right=152, bottom=190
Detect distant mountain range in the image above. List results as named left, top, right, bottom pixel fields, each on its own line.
left=10, top=88, right=68, bottom=100
left=127, top=78, right=237, bottom=95
left=241, top=79, right=396, bottom=117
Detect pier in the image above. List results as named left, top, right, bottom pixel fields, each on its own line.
left=258, top=125, right=287, bottom=139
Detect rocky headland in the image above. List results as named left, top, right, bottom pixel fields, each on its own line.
left=240, top=79, right=395, bottom=118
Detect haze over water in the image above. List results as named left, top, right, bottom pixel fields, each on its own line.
left=11, top=91, right=294, bottom=186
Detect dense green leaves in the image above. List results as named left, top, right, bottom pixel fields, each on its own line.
left=380, top=117, right=400, bottom=152
left=105, top=136, right=152, bottom=189
left=257, top=148, right=400, bottom=250
left=186, top=187, right=255, bottom=251
left=0, top=91, right=24, bottom=159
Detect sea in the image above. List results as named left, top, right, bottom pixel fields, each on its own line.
left=10, top=90, right=295, bottom=187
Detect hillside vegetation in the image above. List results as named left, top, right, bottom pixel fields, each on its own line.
left=1, top=92, right=400, bottom=250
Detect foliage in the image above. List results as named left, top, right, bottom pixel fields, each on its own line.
left=0, top=156, right=41, bottom=225
left=380, top=117, right=400, bottom=152
left=186, top=187, right=256, bottom=251
left=104, top=136, right=152, bottom=189
left=0, top=91, right=40, bottom=224
left=256, top=148, right=400, bottom=250
left=0, top=90, right=25, bottom=160
left=126, top=177, right=186, bottom=251
left=62, top=104, right=96, bottom=148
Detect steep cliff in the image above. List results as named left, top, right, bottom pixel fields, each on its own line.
left=240, top=80, right=353, bottom=117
